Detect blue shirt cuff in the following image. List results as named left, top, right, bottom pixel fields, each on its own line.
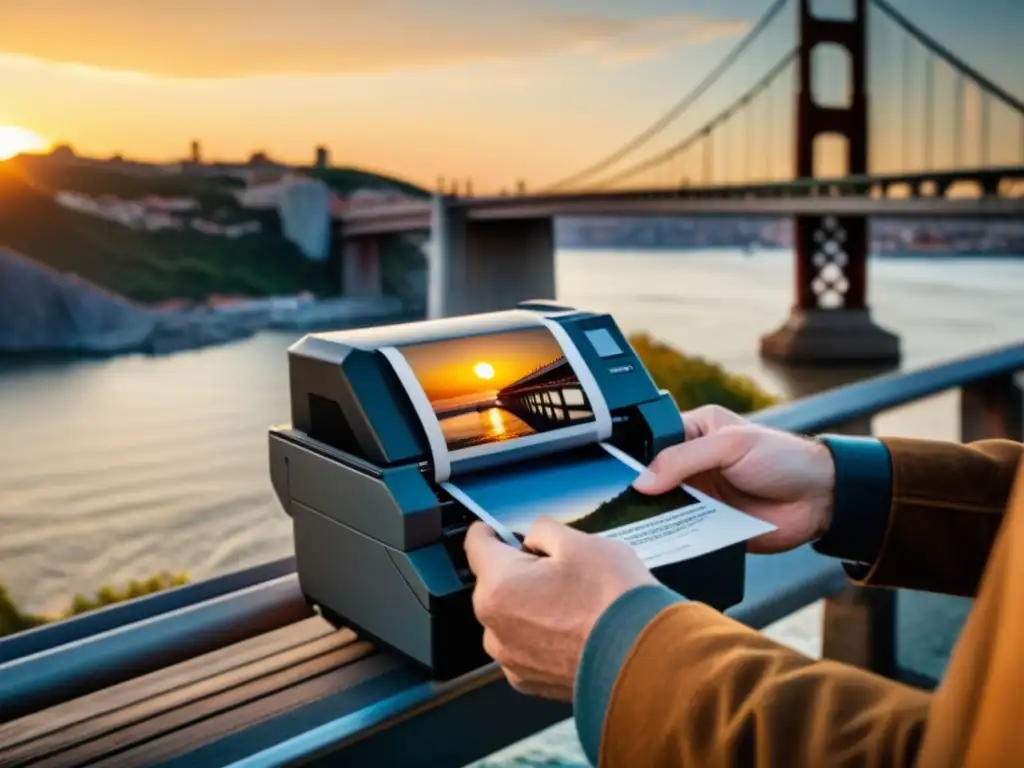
left=574, top=584, right=685, bottom=766
left=812, top=435, right=893, bottom=566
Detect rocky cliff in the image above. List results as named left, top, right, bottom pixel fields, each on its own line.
left=0, top=249, right=407, bottom=356
left=0, top=248, right=157, bottom=353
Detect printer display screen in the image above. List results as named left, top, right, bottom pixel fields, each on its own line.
left=394, top=326, right=596, bottom=455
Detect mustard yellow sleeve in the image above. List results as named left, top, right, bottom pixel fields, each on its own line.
left=599, top=602, right=930, bottom=768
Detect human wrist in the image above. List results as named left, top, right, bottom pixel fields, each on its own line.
left=808, top=437, right=837, bottom=541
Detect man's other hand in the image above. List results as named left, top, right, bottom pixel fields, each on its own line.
left=633, top=405, right=836, bottom=554
left=464, top=517, right=656, bottom=701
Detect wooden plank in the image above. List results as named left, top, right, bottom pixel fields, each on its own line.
left=89, top=652, right=404, bottom=768
left=170, top=664, right=571, bottom=768
left=0, top=618, right=333, bottom=751
left=26, top=640, right=380, bottom=768
left=3, top=622, right=356, bottom=765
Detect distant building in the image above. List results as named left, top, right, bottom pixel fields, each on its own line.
left=315, top=146, right=330, bottom=168
left=277, top=179, right=332, bottom=262
left=248, top=151, right=273, bottom=167
left=190, top=140, right=201, bottom=164
left=49, top=144, right=76, bottom=161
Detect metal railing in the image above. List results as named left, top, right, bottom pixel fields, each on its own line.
left=1, top=341, right=1022, bottom=767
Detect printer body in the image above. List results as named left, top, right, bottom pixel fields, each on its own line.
left=270, top=301, right=746, bottom=679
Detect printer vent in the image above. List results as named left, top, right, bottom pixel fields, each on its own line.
left=307, top=394, right=362, bottom=457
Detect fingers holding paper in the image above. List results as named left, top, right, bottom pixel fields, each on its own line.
left=464, top=517, right=655, bottom=700
left=633, top=408, right=837, bottom=554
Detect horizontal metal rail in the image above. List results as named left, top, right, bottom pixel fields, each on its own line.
left=0, top=557, right=297, bottom=666
left=754, top=341, right=1024, bottom=433
left=1, top=341, right=1021, bottom=766
left=0, top=574, right=311, bottom=724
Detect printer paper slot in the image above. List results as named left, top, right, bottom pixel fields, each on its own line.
left=379, top=318, right=612, bottom=484
left=441, top=442, right=776, bottom=569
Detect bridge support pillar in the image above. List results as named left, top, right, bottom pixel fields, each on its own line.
left=760, top=215, right=900, bottom=364
left=763, top=0, right=900, bottom=365
left=342, top=237, right=383, bottom=298
left=428, top=194, right=555, bottom=318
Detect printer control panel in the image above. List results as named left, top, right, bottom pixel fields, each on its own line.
left=553, top=313, right=661, bottom=411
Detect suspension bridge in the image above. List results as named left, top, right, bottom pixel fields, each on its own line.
left=337, top=0, right=1024, bottom=364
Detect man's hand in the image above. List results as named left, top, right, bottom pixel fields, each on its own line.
left=464, top=517, right=656, bottom=701
left=633, top=405, right=836, bottom=553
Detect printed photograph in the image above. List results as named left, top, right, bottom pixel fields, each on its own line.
left=447, top=444, right=700, bottom=537
left=395, top=327, right=595, bottom=452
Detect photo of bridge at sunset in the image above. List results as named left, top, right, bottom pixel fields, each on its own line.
left=395, top=327, right=595, bottom=452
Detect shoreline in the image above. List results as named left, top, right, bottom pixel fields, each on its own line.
left=558, top=244, right=1024, bottom=259
left=0, top=247, right=417, bottom=361
left=140, top=294, right=414, bottom=357
left=0, top=296, right=415, bottom=361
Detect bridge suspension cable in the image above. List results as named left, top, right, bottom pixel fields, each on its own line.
left=869, top=0, right=1024, bottom=116
left=869, top=0, right=1024, bottom=176
left=540, top=0, right=793, bottom=193
left=591, top=48, right=798, bottom=190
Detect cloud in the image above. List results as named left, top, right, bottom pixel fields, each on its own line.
left=0, top=1, right=750, bottom=79
left=583, top=15, right=752, bottom=66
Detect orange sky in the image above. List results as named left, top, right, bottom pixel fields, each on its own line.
left=399, top=328, right=565, bottom=405
left=0, top=1, right=1019, bottom=191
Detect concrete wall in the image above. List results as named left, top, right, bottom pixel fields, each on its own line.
left=428, top=195, right=556, bottom=318
left=343, top=238, right=383, bottom=299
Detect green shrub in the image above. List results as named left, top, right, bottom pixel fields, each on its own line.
left=629, top=333, right=780, bottom=413
left=0, top=571, right=189, bottom=638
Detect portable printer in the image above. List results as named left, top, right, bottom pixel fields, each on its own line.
left=269, top=301, right=746, bottom=679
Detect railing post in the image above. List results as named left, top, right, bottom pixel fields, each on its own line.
left=819, top=416, right=898, bottom=679
left=821, top=586, right=896, bottom=677
left=960, top=372, right=1024, bottom=443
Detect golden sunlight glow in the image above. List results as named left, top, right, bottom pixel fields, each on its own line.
left=487, top=408, right=506, bottom=437
left=473, top=362, right=495, bottom=380
left=0, top=126, right=49, bottom=161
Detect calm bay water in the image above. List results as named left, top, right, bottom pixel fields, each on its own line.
left=1, top=248, right=1023, bottom=765
left=441, top=407, right=536, bottom=449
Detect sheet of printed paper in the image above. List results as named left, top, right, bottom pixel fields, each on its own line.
left=442, top=442, right=776, bottom=568
left=379, top=318, right=612, bottom=484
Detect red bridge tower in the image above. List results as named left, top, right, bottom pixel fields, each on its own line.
left=760, top=0, right=900, bottom=364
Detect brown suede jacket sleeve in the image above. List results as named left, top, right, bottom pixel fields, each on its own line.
left=852, top=437, right=1022, bottom=596
left=598, top=438, right=1022, bottom=768
left=600, top=602, right=931, bottom=768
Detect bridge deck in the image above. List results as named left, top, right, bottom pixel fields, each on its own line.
left=340, top=195, right=1024, bottom=236
left=338, top=167, right=1024, bottom=236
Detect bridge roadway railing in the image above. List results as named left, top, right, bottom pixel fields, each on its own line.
left=1, top=342, right=1022, bottom=766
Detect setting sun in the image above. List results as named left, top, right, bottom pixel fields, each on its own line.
left=473, top=362, right=495, bottom=380
left=0, top=126, right=49, bottom=161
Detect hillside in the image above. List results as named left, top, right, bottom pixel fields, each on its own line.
left=0, top=154, right=427, bottom=304
left=569, top=484, right=700, bottom=535
left=302, top=166, right=429, bottom=199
